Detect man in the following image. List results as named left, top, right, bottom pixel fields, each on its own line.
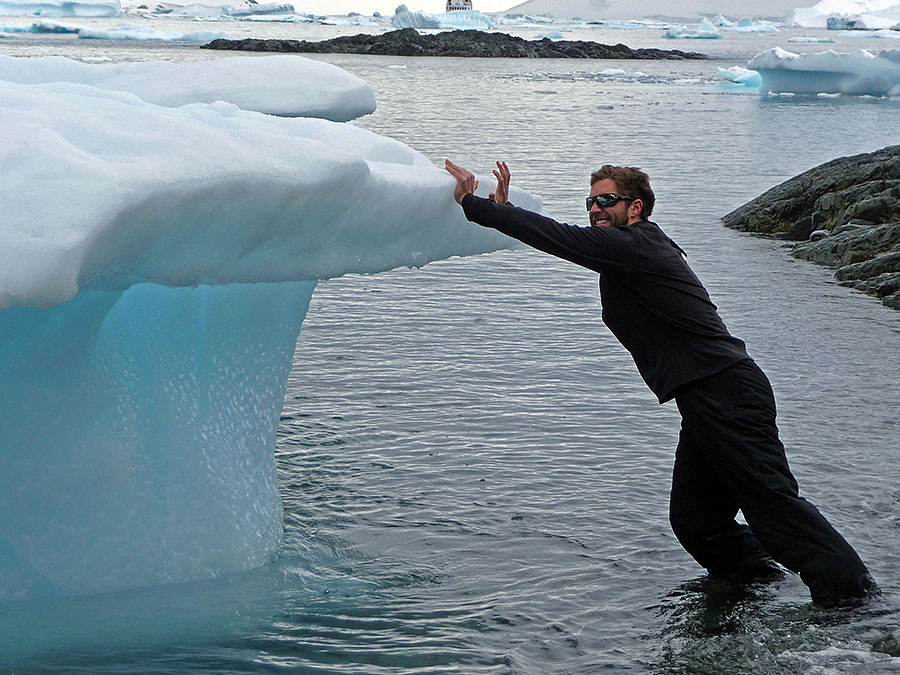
left=444, top=159, right=878, bottom=607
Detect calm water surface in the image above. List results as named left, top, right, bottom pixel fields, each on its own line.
left=2, top=21, right=900, bottom=673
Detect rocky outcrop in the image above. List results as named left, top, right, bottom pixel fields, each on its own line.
left=202, top=28, right=708, bottom=60
left=722, top=145, right=900, bottom=310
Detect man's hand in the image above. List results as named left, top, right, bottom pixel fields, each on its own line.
left=490, top=160, right=510, bottom=205
left=444, top=159, right=478, bottom=204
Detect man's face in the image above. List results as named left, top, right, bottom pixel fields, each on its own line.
left=589, top=178, right=636, bottom=228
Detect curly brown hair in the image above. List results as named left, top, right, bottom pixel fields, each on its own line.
left=590, top=165, right=655, bottom=220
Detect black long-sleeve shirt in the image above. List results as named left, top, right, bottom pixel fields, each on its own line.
left=461, top=194, right=749, bottom=403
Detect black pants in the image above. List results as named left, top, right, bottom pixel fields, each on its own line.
left=670, top=359, right=875, bottom=605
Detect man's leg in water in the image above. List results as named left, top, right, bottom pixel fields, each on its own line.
left=669, top=428, right=782, bottom=581
left=674, top=359, right=877, bottom=606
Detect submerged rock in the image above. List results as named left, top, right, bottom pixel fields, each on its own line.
left=722, top=145, right=900, bottom=310
left=202, top=28, right=707, bottom=60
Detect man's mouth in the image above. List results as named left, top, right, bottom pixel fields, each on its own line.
left=592, top=217, right=610, bottom=227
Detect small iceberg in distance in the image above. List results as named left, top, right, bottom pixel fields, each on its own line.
left=747, top=46, right=900, bottom=96
left=664, top=17, right=722, bottom=39
left=392, top=3, right=494, bottom=30
left=0, top=0, right=119, bottom=16
left=791, top=0, right=900, bottom=29
left=0, top=58, right=542, bottom=599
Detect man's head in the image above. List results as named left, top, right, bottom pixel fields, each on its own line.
left=588, top=165, right=655, bottom=228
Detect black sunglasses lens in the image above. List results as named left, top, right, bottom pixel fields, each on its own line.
left=587, top=194, right=618, bottom=210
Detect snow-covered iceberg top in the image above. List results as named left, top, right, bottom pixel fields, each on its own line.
left=392, top=3, right=494, bottom=30
left=0, top=0, right=119, bottom=16
left=791, top=0, right=900, bottom=28
left=0, top=71, right=538, bottom=310
left=0, top=54, right=375, bottom=120
left=747, top=46, right=900, bottom=95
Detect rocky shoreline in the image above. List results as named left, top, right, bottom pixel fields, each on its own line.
left=722, top=145, right=900, bottom=310
left=202, top=28, right=707, bottom=60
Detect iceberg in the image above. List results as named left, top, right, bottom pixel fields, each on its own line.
left=747, top=46, right=900, bottom=95
left=0, top=61, right=541, bottom=598
left=0, top=54, right=375, bottom=120
left=725, top=16, right=780, bottom=31
left=791, top=0, right=900, bottom=28
left=74, top=20, right=229, bottom=39
left=0, top=0, right=119, bottom=16
left=664, top=17, right=722, bottom=38
left=391, top=3, right=494, bottom=30
left=717, top=64, right=763, bottom=86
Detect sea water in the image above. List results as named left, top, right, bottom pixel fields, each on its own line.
left=1, top=19, right=899, bottom=673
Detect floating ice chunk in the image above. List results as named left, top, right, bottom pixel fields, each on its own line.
left=391, top=3, right=494, bottom=30
left=391, top=3, right=439, bottom=28
left=76, top=20, right=228, bottom=39
left=665, top=17, right=722, bottom=39
left=747, top=46, right=900, bottom=95
left=0, top=0, right=119, bottom=16
left=0, top=80, right=542, bottom=597
left=438, top=8, right=494, bottom=29
left=0, top=54, right=376, bottom=120
left=223, top=1, right=293, bottom=16
left=725, top=17, right=780, bottom=32
left=538, top=29, right=563, bottom=38
left=791, top=0, right=900, bottom=28
left=318, top=13, right=378, bottom=26
left=717, top=65, right=763, bottom=86
left=827, top=13, right=898, bottom=28
left=150, top=1, right=293, bottom=18
left=710, top=14, right=736, bottom=26
left=788, top=35, right=838, bottom=41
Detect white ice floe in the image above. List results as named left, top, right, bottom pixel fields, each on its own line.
left=77, top=20, right=229, bottom=39
left=150, top=0, right=293, bottom=17
left=747, top=46, right=900, bottom=95
left=0, top=0, right=119, bottom=15
left=724, top=17, right=780, bottom=31
left=391, top=3, right=494, bottom=29
left=0, top=54, right=376, bottom=120
left=791, top=0, right=900, bottom=28
left=665, top=17, right=722, bottom=38
left=0, top=70, right=540, bottom=597
left=788, top=35, right=838, bottom=41
left=716, top=64, right=764, bottom=86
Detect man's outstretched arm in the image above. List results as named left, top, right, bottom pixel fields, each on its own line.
left=445, top=159, right=635, bottom=274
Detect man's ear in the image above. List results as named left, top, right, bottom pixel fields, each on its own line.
left=629, top=199, right=643, bottom=221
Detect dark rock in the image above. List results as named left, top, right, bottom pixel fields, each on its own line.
left=722, top=145, right=900, bottom=310
left=202, top=28, right=708, bottom=60
left=873, top=628, right=900, bottom=656
left=792, top=222, right=900, bottom=266
left=721, top=145, right=900, bottom=237
left=835, top=250, right=900, bottom=282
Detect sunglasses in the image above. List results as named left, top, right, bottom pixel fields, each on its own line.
left=585, top=193, right=636, bottom=211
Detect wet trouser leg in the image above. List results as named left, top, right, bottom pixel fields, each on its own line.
left=670, top=359, right=876, bottom=605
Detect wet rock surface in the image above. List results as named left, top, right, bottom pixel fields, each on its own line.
left=722, top=145, right=900, bottom=310
left=202, top=28, right=708, bottom=60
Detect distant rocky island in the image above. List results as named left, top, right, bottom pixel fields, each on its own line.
left=202, top=28, right=707, bottom=60
left=722, top=145, right=900, bottom=310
